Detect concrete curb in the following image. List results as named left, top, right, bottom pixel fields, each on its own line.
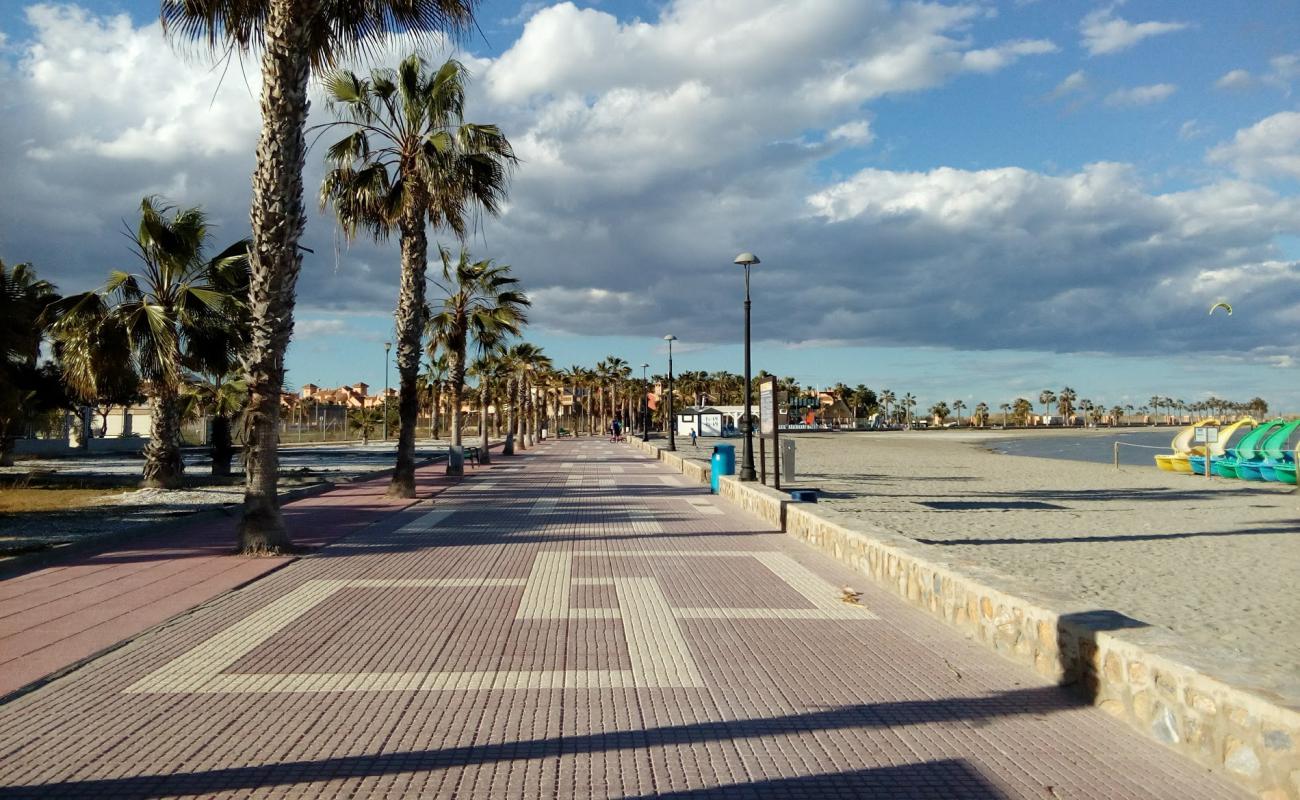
left=628, top=435, right=1300, bottom=800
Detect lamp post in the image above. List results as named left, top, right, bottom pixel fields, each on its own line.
left=664, top=335, right=677, bottom=451
left=640, top=363, right=650, bottom=440
left=383, top=341, right=391, bottom=442
left=734, top=252, right=759, bottom=481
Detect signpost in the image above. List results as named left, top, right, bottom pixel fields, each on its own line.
left=1194, top=426, right=1218, bottom=479
left=759, top=378, right=781, bottom=490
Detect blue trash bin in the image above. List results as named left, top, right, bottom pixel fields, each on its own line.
left=710, top=444, right=736, bottom=493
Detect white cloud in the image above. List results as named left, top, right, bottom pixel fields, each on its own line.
left=829, top=120, right=874, bottom=146
left=1, top=0, right=1298, bottom=370
left=1178, top=119, right=1206, bottom=141
left=1214, top=69, right=1253, bottom=90
left=1207, top=112, right=1300, bottom=180
left=1265, top=53, right=1300, bottom=90
left=1104, top=83, right=1176, bottom=106
left=1080, top=6, right=1188, bottom=56
left=1048, top=69, right=1087, bottom=99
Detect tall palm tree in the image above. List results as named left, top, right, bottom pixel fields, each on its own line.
left=1057, top=387, right=1077, bottom=424
left=427, top=246, right=528, bottom=474
left=507, top=342, right=544, bottom=450
left=163, top=0, right=480, bottom=550
left=952, top=399, right=966, bottom=427
left=183, top=370, right=248, bottom=476
left=319, top=55, right=516, bottom=497
left=49, top=198, right=248, bottom=488
left=879, top=389, right=895, bottom=425
left=1038, top=390, right=1056, bottom=425
left=902, top=393, right=917, bottom=428
left=417, top=350, right=450, bottom=439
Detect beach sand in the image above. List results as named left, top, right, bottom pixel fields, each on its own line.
left=679, top=430, right=1299, bottom=690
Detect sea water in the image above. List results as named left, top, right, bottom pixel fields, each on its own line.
left=988, top=430, right=1175, bottom=467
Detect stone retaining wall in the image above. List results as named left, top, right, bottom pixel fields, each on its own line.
left=627, top=436, right=1300, bottom=799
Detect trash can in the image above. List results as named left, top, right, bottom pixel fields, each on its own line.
left=780, top=439, right=796, bottom=484
left=710, top=444, right=736, bottom=493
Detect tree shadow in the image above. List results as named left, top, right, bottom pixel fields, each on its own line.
left=0, top=686, right=1072, bottom=798
left=915, top=522, right=1299, bottom=546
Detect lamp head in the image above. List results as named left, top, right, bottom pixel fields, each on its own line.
left=641, top=363, right=650, bottom=369
left=384, top=341, right=392, bottom=351
left=663, top=334, right=676, bottom=342
left=733, top=252, right=760, bottom=267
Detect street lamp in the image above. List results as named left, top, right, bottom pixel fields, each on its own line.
left=640, top=363, right=650, bottom=440
left=383, top=341, right=392, bottom=442
left=734, top=252, right=759, bottom=481
left=663, top=335, right=677, bottom=451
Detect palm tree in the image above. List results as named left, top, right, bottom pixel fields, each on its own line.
left=1056, top=387, right=1077, bottom=424
left=1, top=261, right=65, bottom=466
left=183, top=370, right=248, bottom=476
left=468, top=349, right=505, bottom=465
left=929, top=402, right=950, bottom=425
left=999, top=402, right=1011, bottom=428
left=972, top=402, right=989, bottom=428
left=1038, top=390, right=1056, bottom=425
left=48, top=198, right=248, bottom=488
left=427, top=246, right=528, bottom=474
left=1012, top=397, right=1033, bottom=426
left=952, top=399, right=966, bottom=427
left=319, top=55, right=516, bottom=497
left=348, top=406, right=383, bottom=444
left=879, top=389, right=895, bottom=425
left=163, top=0, right=480, bottom=550
left=902, top=393, right=917, bottom=429
left=418, top=350, right=450, bottom=439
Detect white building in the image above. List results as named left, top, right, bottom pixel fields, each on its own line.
left=674, top=405, right=757, bottom=437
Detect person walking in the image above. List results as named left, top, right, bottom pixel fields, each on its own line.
left=690, top=427, right=698, bottom=448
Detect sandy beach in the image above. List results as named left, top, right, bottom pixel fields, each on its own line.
left=679, top=430, right=1299, bottom=690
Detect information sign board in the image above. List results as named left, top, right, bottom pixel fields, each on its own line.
left=760, top=385, right=775, bottom=435
left=1194, top=426, right=1219, bottom=444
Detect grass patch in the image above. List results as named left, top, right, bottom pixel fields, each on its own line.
left=0, top=487, right=135, bottom=514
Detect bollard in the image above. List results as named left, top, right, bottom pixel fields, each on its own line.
left=1113, top=441, right=1119, bottom=470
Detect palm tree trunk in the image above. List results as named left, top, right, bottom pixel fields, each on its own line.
left=142, top=384, right=184, bottom=489
left=447, top=349, right=465, bottom=475
left=237, top=0, right=316, bottom=553
left=479, top=384, right=492, bottom=464
left=430, top=385, right=441, bottom=439
left=211, top=413, right=234, bottom=477
left=503, top=377, right=517, bottom=455
left=387, top=197, right=428, bottom=498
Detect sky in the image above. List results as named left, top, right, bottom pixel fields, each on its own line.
left=2, top=0, right=1299, bottom=412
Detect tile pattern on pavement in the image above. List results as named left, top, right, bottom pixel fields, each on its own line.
left=0, top=438, right=1245, bottom=798
left=0, top=461, right=476, bottom=698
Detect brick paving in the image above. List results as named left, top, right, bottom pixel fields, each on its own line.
left=0, top=438, right=1244, bottom=798
left=0, top=461, right=473, bottom=699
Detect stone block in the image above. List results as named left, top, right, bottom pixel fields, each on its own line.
left=1185, top=689, right=1217, bottom=716
left=1133, top=690, right=1154, bottom=723
left=1151, top=706, right=1180, bottom=745
left=1127, top=661, right=1149, bottom=685
left=980, top=596, right=993, bottom=620
left=1103, top=652, right=1122, bottom=683
left=1263, top=729, right=1293, bottom=752
left=1100, top=699, right=1125, bottom=717
left=1224, top=737, right=1261, bottom=778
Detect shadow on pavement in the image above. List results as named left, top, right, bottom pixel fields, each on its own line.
left=0, top=686, right=1074, bottom=798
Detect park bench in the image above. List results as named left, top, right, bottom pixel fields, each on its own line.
left=464, top=446, right=482, bottom=466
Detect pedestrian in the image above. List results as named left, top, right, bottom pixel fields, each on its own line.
left=690, top=428, right=698, bottom=448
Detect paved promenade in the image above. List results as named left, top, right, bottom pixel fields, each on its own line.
left=0, top=439, right=1244, bottom=798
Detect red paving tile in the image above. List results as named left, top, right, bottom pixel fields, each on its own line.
left=0, top=457, right=484, bottom=698
left=0, top=438, right=1247, bottom=798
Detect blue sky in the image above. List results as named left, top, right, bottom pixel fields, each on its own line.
left=2, top=1, right=1299, bottom=412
